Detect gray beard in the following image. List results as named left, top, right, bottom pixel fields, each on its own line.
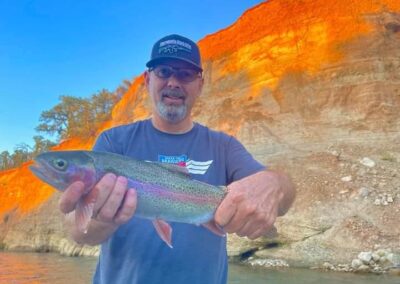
left=156, top=101, right=188, bottom=124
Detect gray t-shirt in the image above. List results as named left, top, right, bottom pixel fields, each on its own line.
left=92, top=119, right=265, bottom=284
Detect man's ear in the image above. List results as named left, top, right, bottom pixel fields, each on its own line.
left=197, top=76, right=205, bottom=96
left=144, top=70, right=150, bottom=88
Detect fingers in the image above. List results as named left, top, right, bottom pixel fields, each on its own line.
left=237, top=217, right=276, bottom=239
left=114, top=189, right=137, bottom=225
left=247, top=225, right=277, bottom=240
left=214, top=171, right=285, bottom=240
left=223, top=203, right=257, bottom=234
left=59, top=181, right=85, bottom=214
left=90, top=174, right=137, bottom=226
left=96, top=176, right=128, bottom=223
left=215, top=182, right=278, bottom=238
left=214, top=185, right=243, bottom=227
left=92, top=173, right=118, bottom=214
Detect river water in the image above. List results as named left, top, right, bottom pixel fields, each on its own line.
left=0, top=252, right=399, bottom=283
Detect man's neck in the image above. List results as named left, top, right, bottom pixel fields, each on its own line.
left=151, top=116, right=194, bottom=134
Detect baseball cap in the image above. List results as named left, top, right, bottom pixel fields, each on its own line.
left=146, top=34, right=203, bottom=71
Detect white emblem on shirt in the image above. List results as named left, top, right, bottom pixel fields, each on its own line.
left=186, top=160, right=213, bottom=175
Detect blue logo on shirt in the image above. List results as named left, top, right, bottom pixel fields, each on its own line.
left=158, top=154, right=213, bottom=175
left=158, top=154, right=187, bottom=166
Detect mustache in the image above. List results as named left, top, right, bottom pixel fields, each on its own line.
left=161, top=89, right=185, bottom=99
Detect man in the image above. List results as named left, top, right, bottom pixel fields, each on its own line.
left=59, top=34, right=295, bottom=284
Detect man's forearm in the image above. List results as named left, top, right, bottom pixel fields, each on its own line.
left=64, top=212, right=118, bottom=246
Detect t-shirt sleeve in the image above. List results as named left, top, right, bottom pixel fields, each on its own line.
left=93, top=131, right=115, bottom=152
left=225, top=136, right=266, bottom=183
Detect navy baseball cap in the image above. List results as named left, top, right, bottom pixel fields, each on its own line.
left=146, top=34, right=203, bottom=71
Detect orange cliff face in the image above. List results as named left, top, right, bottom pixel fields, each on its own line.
left=194, top=0, right=400, bottom=135
left=199, top=0, right=400, bottom=91
left=0, top=162, right=54, bottom=216
left=0, top=76, right=150, bottom=218
left=1, top=0, right=399, bottom=218
left=0, top=138, right=94, bottom=218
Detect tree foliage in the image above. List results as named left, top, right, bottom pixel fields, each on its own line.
left=0, top=151, right=12, bottom=170
left=1, top=78, right=129, bottom=171
left=36, top=89, right=118, bottom=140
left=0, top=136, right=55, bottom=170
left=1, top=87, right=122, bottom=171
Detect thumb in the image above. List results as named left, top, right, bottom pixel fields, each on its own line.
left=214, top=186, right=241, bottom=227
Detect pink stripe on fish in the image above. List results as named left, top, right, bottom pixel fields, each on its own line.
left=128, top=179, right=221, bottom=206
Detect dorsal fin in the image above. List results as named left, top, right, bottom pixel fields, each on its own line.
left=146, top=161, right=191, bottom=177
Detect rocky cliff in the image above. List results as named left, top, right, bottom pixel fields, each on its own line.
left=1, top=0, right=399, bottom=273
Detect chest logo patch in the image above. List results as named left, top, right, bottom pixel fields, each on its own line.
left=158, top=155, right=213, bottom=175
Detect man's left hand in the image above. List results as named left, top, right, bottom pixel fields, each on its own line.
left=214, top=170, right=294, bottom=240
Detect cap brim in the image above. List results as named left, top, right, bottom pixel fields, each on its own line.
left=146, top=57, right=203, bottom=72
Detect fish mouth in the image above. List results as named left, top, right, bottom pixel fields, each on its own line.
left=29, top=160, right=65, bottom=190
left=29, top=162, right=50, bottom=182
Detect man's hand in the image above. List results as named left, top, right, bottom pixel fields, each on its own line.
left=214, top=170, right=295, bottom=240
left=59, top=173, right=137, bottom=245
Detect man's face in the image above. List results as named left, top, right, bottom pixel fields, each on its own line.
left=144, top=59, right=204, bottom=124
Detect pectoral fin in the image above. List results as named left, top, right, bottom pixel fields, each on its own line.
left=75, top=199, right=95, bottom=234
left=75, top=190, right=98, bottom=234
left=203, top=221, right=226, bottom=237
left=149, top=161, right=190, bottom=177
left=152, top=219, right=173, bottom=248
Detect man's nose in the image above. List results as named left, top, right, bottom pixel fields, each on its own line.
left=166, top=73, right=182, bottom=88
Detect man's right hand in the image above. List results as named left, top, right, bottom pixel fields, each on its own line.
left=59, top=173, right=137, bottom=245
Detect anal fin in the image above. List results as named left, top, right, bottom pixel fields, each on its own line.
left=152, top=219, right=173, bottom=248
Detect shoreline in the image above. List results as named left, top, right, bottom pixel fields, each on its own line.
left=1, top=245, right=399, bottom=276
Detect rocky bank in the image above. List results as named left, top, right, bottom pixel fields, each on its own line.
left=1, top=0, right=399, bottom=275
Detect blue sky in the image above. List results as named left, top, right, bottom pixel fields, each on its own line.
left=0, top=0, right=264, bottom=153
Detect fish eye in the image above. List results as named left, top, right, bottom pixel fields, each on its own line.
left=53, top=159, right=68, bottom=170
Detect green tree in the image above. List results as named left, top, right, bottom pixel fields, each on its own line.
left=0, top=151, right=12, bottom=170
left=36, top=95, right=89, bottom=140
left=11, top=143, right=32, bottom=167
left=0, top=87, right=120, bottom=171
left=36, top=90, right=119, bottom=141
left=32, top=135, right=56, bottom=155
left=91, top=89, right=118, bottom=127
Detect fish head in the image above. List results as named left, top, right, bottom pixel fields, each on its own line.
left=29, top=150, right=97, bottom=192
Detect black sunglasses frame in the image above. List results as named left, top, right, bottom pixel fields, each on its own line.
left=148, top=65, right=202, bottom=83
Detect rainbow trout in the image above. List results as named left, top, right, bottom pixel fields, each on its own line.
left=29, top=150, right=227, bottom=247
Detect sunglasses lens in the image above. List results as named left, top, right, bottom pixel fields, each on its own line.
left=155, top=66, right=174, bottom=79
left=176, top=69, right=198, bottom=83
left=153, top=66, right=200, bottom=83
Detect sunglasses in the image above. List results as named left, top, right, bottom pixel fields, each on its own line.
left=149, top=65, right=202, bottom=83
